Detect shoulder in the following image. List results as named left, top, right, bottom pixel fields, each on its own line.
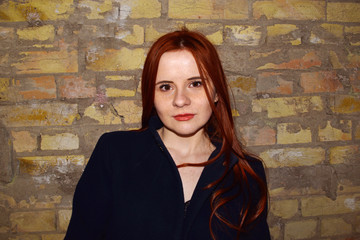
left=244, top=154, right=266, bottom=180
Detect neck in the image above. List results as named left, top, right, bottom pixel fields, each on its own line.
left=157, top=127, right=214, bottom=162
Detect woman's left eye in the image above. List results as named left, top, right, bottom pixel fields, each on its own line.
left=189, top=81, right=202, bottom=88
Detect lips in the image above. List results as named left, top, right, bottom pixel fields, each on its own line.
left=173, top=113, right=195, bottom=121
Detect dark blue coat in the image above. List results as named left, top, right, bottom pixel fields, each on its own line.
left=65, top=118, right=270, bottom=240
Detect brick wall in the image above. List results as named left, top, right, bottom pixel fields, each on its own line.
left=0, top=0, right=359, bottom=239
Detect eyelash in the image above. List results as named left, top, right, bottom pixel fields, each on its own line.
left=158, top=80, right=203, bottom=92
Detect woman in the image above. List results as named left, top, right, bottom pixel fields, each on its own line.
left=65, top=29, right=270, bottom=240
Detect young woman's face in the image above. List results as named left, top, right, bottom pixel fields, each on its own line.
left=154, top=50, right=217, bottom=137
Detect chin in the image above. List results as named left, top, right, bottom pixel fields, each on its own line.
left=168, top=127, right=205, bottom=138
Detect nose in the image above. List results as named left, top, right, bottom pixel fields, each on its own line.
left=173, top=88, right=190, bottom=107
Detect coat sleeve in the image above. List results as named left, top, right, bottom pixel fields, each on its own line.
left=64, top=133, right=113, bottom=240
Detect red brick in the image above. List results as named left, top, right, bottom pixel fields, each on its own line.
left=239, top=125, right=276, bottom=146
left=59, top=76, right=96, bottom=99
left=300, top=71, right=344, bottom=93
left=257, top=72, right=293, bottom=94
left=257, top=51, right=321, bottom=70
left=15, top=76, right=56, bottom=100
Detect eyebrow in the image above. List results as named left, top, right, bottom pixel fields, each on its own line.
left=155, top=76, right=202, bottom=85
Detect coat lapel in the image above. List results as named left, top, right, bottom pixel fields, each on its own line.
left=183, top=146, right=238, bottom=236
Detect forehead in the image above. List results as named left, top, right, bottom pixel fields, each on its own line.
left=156, top=50, right=200, bottom=78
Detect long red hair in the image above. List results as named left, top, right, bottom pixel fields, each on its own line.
left=141, top=29, right=267, bottom=239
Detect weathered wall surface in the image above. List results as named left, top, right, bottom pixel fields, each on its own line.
left=0, top=0, right=359, bottom=239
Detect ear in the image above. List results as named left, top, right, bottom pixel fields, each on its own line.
left=214, top=93, right=218, bottom=103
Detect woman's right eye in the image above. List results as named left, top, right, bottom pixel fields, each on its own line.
left=159, top=84, right=172, bottom=91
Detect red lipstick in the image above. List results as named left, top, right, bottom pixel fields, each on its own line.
left=174, top=114, right=195, bottom=121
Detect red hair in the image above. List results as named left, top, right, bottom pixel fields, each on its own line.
left=141, top=29, right=267, bottom=239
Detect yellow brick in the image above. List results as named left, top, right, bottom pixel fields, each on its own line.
left=356, top=123, right=360, bottom=140
left=346, top=26, right=360, bottom=34
left=0, top=192, right=17, bottom=208
left=285, top=220, right=317, bottom=239
left=40, top=133, right=79, bottom=150
left=206, top=31, right=223, bottom=45
left=260, top=147, right=324, bottom=168
left=331, top=95, right=360, bottom=114
left=0, top=55, right=10, bottom=75
left=11, top=131, right=37, bottom=152
left=270, top=199, right=298, bottom=219
left=327, top=2, right=360, bottom=22
left=78, top=0, right=113, bottom=19
left=330, top=145, right=359, bottom=164
left=115, top=25, right=144, bottom=45
left=16, top=195, right=62, bottom=209
left=121, top=0, right=161, bottom=19
left=84, top=104, right=123, bottom=125
left=0, top=226, right=10, bottom=233
left=253, top=0, right=325, bottom=20
left=269, top=224, right=281, bottom=240
left=318, top=120, right=351, bottom=142
left=301, top=194, right=360, bottom=216
left=225, top=25, right=262, bottom=46
left=250, top=49, right=281, bottom=60
left=321, top=24, right=344, bottom=38
left=12, top=50, right=78, bottom=74
left=252, top=96, right=323, bottom=118
left=169, top=0, right=248, bottom=19
left=0, top=77, right=10, bottom=101
left=345, top=26, right=360, bottom=46
left=268, top=24, right=297, bottom=36
left=329, top=51, right=344, bottom=69
left=113, top=100, right=142, bottom=124
left=310, top=24, right=344, bottom=44
left=32, top=44, right=54, bottom=48
left=0, top=103, right=79, bottom=127
left=105, top=75, right=135, bottom=81
left=10, top=211, right=56, bottom=232
left=229, top=75, right=256, bottom=94
left=0, top=0, right=74, bottom=22
left=321, top=218, right=352, bottom=237
left=185, top=23, right=223, bottom=45
left=337, top=184, right=360, bottom=194
left=277, top=123, right=312, bottom=144
left=270, top=186, right=323, bottom=198
left=267, top=24, right=301, bottom=45
left=41, top=234, right=65, bottom=240
left=17, top=25, right=55, bottom=41
left=19, top=155, right=84, bottom=175
left=145, top=24, right=166, bottom=42
left=9, top=234, right=40, bottom=240
left=58, top=210, right=71, bottom=231
left=105, top=88, right=136, bottom=97
left=86, top=48, right=145, bottom=71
